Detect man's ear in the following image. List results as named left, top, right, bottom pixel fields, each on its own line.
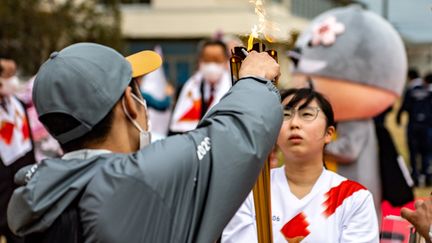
left=123, top=86, right=139, bottom=119
left=324, top=126, right=335, bottom=144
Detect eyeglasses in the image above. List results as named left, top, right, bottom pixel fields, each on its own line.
left=283, top=107, right=321, bottom=121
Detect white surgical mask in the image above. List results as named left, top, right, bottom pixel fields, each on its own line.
left=0, top=76, right=19, bottom=96
left=122, top=94, right=151, bottom=149
left=200, top=63, right=225, bottom=84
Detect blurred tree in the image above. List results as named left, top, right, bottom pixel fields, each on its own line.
left=0, top=0, right=123, bottom=76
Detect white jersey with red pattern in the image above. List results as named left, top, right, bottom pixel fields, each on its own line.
left=222, top=166, right=379, bottom=243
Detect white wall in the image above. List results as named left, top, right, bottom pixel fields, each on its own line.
left=121, top=0, right=308, bottom=41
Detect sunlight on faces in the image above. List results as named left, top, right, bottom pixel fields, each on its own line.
left=292, top=73, right=397, bottom=121
left=277, top=95, right=334, bottom=162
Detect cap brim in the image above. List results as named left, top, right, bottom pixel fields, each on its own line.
left=126, top=50, right=162, bottom=78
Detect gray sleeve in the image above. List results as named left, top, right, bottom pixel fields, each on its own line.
left=325, top=120, right=370, bottom=163
left=192, top=78, right=282, bottom=242
left=134, top=77, right=283, bottom=242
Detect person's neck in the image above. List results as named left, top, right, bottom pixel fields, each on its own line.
left=284, top=156, right=324, bottom=199
left=83, top=124, right=138, bottom=154
left=91, top=102, right=139, bottom=154
left=87, top=133, right=136, bottom=154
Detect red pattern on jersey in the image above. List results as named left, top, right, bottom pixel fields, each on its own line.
left=179, top=100, right=201, bottom=121
left=0, top=121, right=14, bottom=145
left=323, top=180, right=366, bottom=217
left=21, top=116, right=30, bottom=141
left=281, top=212, right=310, bottom=239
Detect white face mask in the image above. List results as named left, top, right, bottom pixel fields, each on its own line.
left=0, top=76, right=19, bottom=96
left=122, top=94, right=151, bottom=150
left=200, top=62, right=225, bottom=84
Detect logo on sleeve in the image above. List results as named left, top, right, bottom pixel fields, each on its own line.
left=197, top=137, right=211, bottom=160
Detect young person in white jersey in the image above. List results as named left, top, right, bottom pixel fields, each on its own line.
left=222, top=88, right=379, bottom=243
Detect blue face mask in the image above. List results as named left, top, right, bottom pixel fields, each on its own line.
left=122, top=94, right=151, bottom=150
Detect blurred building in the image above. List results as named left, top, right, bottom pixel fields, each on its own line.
left=119, top=0, right=316, bottom=88
left=359, top=0, right=432, bottom=77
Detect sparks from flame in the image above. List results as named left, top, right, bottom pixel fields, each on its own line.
left=247, top=0, right=280, bottom=50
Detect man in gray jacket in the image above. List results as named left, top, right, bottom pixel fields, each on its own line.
left=7, top=42, right=282, bottom=243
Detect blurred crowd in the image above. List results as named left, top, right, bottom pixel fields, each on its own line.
left=396, top=68, right=432, bottom=187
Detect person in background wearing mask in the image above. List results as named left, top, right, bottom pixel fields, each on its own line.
left=7, top=43, right=282, bottom=242
left=169, top=39, right=231, bottom=134
left=0, top=58, right=35, bottom=243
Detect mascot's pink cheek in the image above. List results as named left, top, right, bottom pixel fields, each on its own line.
left=292, top=75, right=397, bottom=121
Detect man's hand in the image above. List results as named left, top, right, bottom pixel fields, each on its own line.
left=239, top=51, right=280, bottom=81
left=401, top=197, right=432, bottom=241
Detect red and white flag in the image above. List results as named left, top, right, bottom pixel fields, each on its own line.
left=0, top=96, right=32, bottom=166
left=170, top=71, right=231, bottom=133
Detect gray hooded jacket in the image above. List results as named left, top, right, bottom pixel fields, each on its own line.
left=7, top=78, right=282, bottom=243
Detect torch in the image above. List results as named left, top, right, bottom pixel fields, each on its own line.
left=230, top=38, right=277, bottom=243
left=230, top=42, right=278, bottom=85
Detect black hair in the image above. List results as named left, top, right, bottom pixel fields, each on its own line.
left=40, top=79, right=142, bottom=153
left=424, top=72, right=432, bottom=84
left=198, top=39, right=229, bottom=58
left=280, top=88, right=335, bottom=128
left=408, top=68, right=419, bottom=80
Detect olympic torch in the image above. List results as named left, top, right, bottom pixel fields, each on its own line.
left=230, top=37, right=277, bottom=243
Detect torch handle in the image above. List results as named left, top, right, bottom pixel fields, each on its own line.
left=252, top=157, right=273, bottom=243
left=229, top=44, right=277, bottom=243
left=229, top=47, right=278, bottom=85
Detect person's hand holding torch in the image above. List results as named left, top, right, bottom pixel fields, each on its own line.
left=239, top=51, right=280, bottom=82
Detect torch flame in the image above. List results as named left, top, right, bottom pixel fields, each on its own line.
left=264, top=34, right=274, bottom=43
left=248, top=0, right=280, bottom=45
left=248, top=34, right=254, bottom=51
left=248, top=25, right=259, bottom=50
